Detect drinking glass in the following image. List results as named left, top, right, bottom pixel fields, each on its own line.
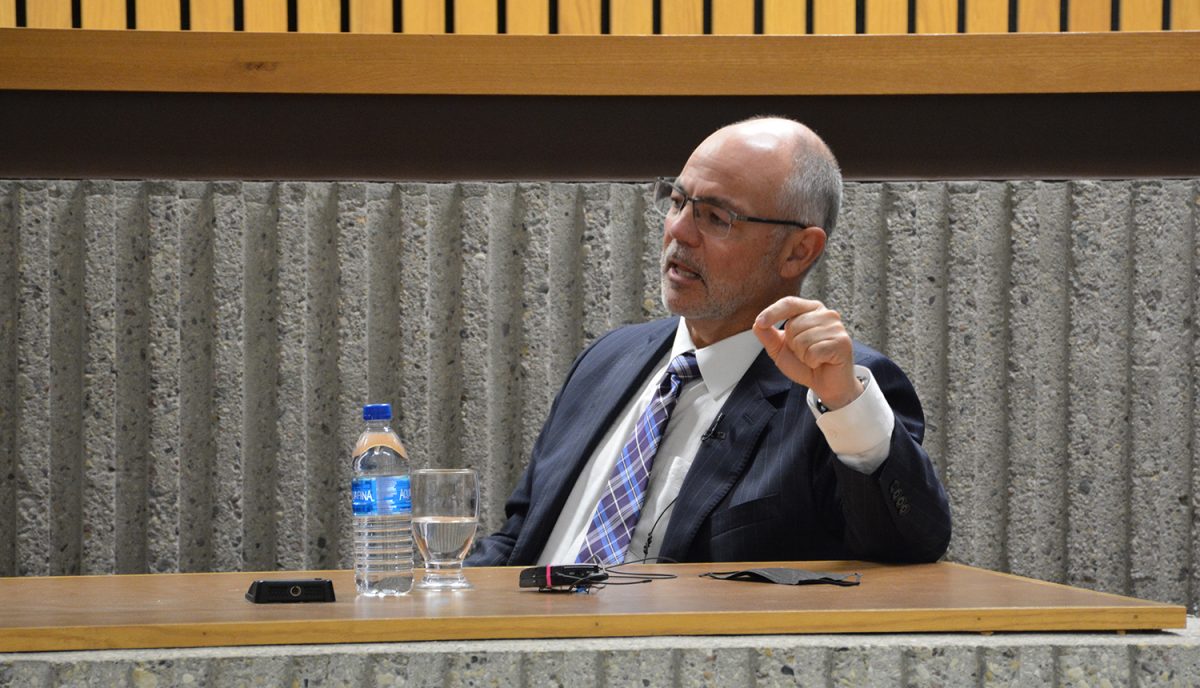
left=412, top=468, right=478, bottom=591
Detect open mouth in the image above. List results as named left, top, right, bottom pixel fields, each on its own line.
left=666, top=258, right=703, bottom=282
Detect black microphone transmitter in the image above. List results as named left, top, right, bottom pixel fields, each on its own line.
left=519, top=564, right=608, bottom=590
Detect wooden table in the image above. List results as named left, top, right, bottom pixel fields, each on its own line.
left=0, top=561, right=1184, bottom=652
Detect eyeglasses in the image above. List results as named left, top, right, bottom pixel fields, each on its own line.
left=651, top=177, right=814, bottom=239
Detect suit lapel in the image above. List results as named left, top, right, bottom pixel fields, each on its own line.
left=657, top=351, right=794, bottom=561
left=511, top=320, right=676, bottom=562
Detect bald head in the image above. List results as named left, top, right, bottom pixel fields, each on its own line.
left=705, top=117, right=814, bottom=155
left=702, top=117, right=843, bottom=236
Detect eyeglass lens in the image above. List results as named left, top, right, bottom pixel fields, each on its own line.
left=653, top=180, right=734, bottom=237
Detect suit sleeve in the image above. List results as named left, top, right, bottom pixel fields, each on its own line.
left=829, top=355, right=952, bottom=563
left=464, top=467, right=531, bottom=566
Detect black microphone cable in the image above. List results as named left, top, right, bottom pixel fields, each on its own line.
left=642, top=494, right=680, bottom=561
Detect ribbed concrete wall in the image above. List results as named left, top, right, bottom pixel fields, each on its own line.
left=1, top=180, right=1196, bottom=608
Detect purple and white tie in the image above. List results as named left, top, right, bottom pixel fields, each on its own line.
left=576, top=352, right=701, bottom=566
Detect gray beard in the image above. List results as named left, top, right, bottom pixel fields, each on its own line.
left=659, top=242, right=782, bottom=322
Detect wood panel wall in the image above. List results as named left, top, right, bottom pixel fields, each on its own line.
left=4, top=0, right=1199, bottom=32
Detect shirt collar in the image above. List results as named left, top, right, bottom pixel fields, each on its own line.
left=671, top=319, right=764, bottom=400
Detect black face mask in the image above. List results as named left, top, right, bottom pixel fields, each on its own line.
left=700, top=567, right=861, bottom=586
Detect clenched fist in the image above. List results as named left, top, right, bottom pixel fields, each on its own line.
left=753, top=297, right=863, bottom=410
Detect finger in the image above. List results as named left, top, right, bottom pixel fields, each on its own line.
left=752, top=318, right=787, bottom=357
left=788, top=326, right=853, bottom=367
left=794, top=334, right=847, bottom=368
left=755, top=296, right=823, bottom=329
left=781, top=307, right=842, bottom=340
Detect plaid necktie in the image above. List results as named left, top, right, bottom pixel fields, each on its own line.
left=576, top=352, right=701, bottom=566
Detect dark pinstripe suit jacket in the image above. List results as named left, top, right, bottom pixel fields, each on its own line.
left=467, top=317, right=951, bottom=566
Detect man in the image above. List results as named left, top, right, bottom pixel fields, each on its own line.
left=467, top=117, right=951, bottom=567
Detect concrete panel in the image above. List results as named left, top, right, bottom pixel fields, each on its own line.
left=50, top=661, right=128, bottom=687
left=601, top=647, right=678, bottom=686
left=80, top=181, right=118, bottom=575
left=144, top=181, right=183, bottom=574
left=333, top=182, right=372, bottom=566
left=368, top=650, right=443, bottom=688
left=978, top=644, right=1054, bottom=686
left=364, top=183, right=405, bottom=437
left=1066, top=181, right=1134, bottom=596
left=826, top=182, right=888, bottom=351
left=5, top=624, right=1200, bottom=687
left=0, top=183, right=14, bottom=579
left=0, top=660, right=51, bottom=688
left=677, top=646, right=753, bottom=686
left=129, top=657, right=213, bottom=687
left=208, top=655, right=290, bottom=687
left=291, top=652, right=370, bottom=687
left=579, top=183, right=615, bottom=343
left=1135, top=640, right=1200, bottom=686
left=606, top=183, right=651, bottom=328
left=547, top=183, right=586, bottom=384
left=1192, top=179, right=1200, bottom=617
left=1005, top=181, right=1071, bottom=586
left=524, top=649, right=600, bottom=687
left=514, top=182, right=554, bottom=538
left=423, top=182, right=465, bottom=474
left=751, top=645, right=829, bottom=686
left=393, top=183, right=434, bottom=488
left=944, top=181, right=1010, bottom=571
left=14, top=181, right=58, bottom=577
left=638, top=184, right=670, bottom=325
left=300, top=182, right=343, bottom=570
left=48, top=181, right=85, bottom=577
left=178, top=181, right=219, bottom=573
left=1127, top=181, right=1195, bottom=606
left=1057, top=644, right=1132, bottom=687
left=113, top=181, right=150, bottom=574
left=459, top=182, right=505, bottom=536
left=445, top=650, right=523, bottom=686
left=829, top=645, right=902, bottom=687
left=884, top=183, right=950, bottom=479
left=272, top=181, right=309, bottom=571
left=902, top=644, right=979, bottom=685
left=0, top=178, right=1198, bottom=617
left=210, top=181, right=247, bottom=572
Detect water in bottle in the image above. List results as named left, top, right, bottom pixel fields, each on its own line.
left=351, top=403, right=414, bottom=596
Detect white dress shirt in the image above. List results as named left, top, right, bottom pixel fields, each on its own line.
left=536, top=319, right=895, bottom=565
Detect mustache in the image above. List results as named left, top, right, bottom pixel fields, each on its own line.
left=661, top=242, right=705, bottom=280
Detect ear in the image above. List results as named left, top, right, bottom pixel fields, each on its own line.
left=778, top=226, right=827, bottom=280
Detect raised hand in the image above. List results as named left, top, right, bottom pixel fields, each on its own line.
left=752, top=297, right=863, bottom=410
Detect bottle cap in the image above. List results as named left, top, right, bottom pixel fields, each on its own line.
left=362, top=403, right=392, bottom=421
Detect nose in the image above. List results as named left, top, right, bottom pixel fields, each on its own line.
left=663, top=199, right=703, bottom=247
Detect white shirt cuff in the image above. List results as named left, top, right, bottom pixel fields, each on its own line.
left=806, top=365, right=894, bottom=474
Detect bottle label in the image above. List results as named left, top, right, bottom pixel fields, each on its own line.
left=352, top=476, right=411, bottom=516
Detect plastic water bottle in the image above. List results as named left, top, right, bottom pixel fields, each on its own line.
left=351, top=403, right=413, bottom=596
